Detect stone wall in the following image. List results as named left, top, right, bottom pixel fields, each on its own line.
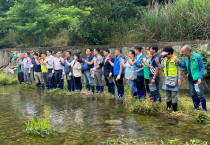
left=0, top=40, right=209, bottom=91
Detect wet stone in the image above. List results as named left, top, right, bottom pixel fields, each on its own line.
left=105, top=120, right=123, bottom=125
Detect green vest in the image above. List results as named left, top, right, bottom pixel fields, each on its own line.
left=184, top=52, right=200, bottom=81
left=163, top=55, right=178, bottom=76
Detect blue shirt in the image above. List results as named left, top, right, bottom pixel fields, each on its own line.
left=23, top=57, right=32, bottom=69
left=149, top=54, right=160, bottom=75
left=134, top=54, right=145, bottom=76
left=114, top=55, right=125, bottom=76
left=83, top=56, right=89, bottom=70
left=31, top=58, right=41, bottom=72
left=177, top=55, right=205, bottom=80
left=61, top=57, right=73, bottom=73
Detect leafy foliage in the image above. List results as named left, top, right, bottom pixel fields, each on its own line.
left=0, top=73, right=18, bottom=85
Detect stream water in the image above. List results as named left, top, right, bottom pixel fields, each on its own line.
left=0, top=85, right=210, bottom=144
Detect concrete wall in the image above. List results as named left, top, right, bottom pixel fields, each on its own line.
left=0, top=40, right=209, bottom=91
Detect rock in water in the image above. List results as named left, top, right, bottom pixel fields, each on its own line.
left=105, top=120, right=123, bottom=125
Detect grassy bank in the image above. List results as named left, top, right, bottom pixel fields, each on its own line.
left=0, top=73, right=18, bottom=85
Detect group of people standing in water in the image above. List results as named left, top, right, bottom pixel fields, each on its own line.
left=11, top=44, right=207, bottom=113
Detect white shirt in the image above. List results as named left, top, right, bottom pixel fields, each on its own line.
left=46, top=55, right=54, bottom=69
left=53, top=57, right=64, bottom=71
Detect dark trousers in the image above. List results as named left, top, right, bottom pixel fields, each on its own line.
left=74, top=77, right=82, bottom=90
left=47, top=69, right=55, bottom=89
left=66, top=73, right=75, bottom=92
left=18, top=72, right=24, bottom=84
left=135, top=75, right=146, bottom=92
left=149, top=74, right=161, bottom=102
left=114, top=74, right=124, bottom=89
left=43, top=73, right=48, bottom=84
left=54, top=70, right=63, bottom=89
left=105, top=76, right=115, bottom=88
left=145, top=79, right=150, bottom=94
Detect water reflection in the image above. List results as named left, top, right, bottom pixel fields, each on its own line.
left=0, top=85, right=209, bottom=144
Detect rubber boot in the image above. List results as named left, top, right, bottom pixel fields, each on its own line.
left=108, top=87, right=111, bottom=94
left=75, top=84, right=78, bottom=91
left=46, top=84, right=49, bottom=90
left=137, top=90, right=142, bottom=100
left=192, top=97, right=200, bottom=110
left=117, top=88, right=121, bottom=99
left=110, top=87, right=115, bottom=97
left=100, top=86, right=104, bottom=95
left=91, top=86, right=95, bottom=94
left=86, top=84, right=90, bottom=91
left=201, top=99, right=208, bottom=113
left=68, top=84, right=71, bottom=92
left=141, top=91, right=146, bottom=99
left=36, top=83, right=39, bottom=87
left=41, top=83, right=45, bottom=89
left=96, top=86, right=99, bottom=93
left=133, top=92, right=137, bottom=97
left=79, top=83, right=82, bottom=91
left=172, top=103, right=178, bottom=112
left=167, top=101, right=172, bottom=110
left=72, top=84, right=75, bottom=92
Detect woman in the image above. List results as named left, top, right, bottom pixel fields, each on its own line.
left=120, top=50, right=137, bottom=96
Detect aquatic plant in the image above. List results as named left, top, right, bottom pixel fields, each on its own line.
left=20, top=82, right=36, bottom=89
left=160, top=139, right=208, bottom=145
left=46, top=88, right=79, bottom=96
left=25, top=117, right=57, bottom=137
left=129, top=99, right=161, bottom=115
left=194, top=111, right=208, bottom=123
left=0, top=73, right=18, bottom=85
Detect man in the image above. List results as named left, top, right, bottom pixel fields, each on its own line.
left=82, top=48, right=94, bottom=93
left=36, top=52, right=48, bottom=89
left=11, top=55, right=24, bottom=84
left=85, top=48, right=103, bottom=95
left=141, top=45, right=161, bottom=102
left=108, top=48, right=125, bottom=99
left=19, top=53, right=25, bottom=82
left=45, top=50, right=54, bottom=89
left=32, top=52, right=44, bottom=88
left=23, top=52, right=33, bottom=83
left=156, top=46, right=182, bottom=112
left=61, top=51, right=75, bottom=92
left=127, top=46, right=146, bottom=99
left=175, top=45, right=207, bottom=112
left=53, top=51, right=64, bottom=89
left=101, top=49, right=115, bottom=96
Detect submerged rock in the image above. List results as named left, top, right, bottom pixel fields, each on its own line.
left=105, top=120, right=123, bottom=125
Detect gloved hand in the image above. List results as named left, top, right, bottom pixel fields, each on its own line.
left=69, top=72, right=72, bottom=76
left=107, top=57, right=111, bottom=61
left=52, top=70, right=54, bottom=74
left=62, top=72, right=65, bottom=76
left=82, top=58, right=85, bottom=62
left=116, top=75, right=121, bottom=80
left=64, top=57, right=67, bottom=60
left=91, top=67, right=96, bottom=71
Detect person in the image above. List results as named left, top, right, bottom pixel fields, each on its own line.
left=61, top=51, right=75, bottom=92
left=82, top=48, right=95, bottom=94
left=11, top=55, right=24, bottom=84
left=31, top=52, right=44, bottom=88
left=108, top=48, right=125, bottom=99
left=37, top=52, right=48, bottom=89
left=141, top=45, right=161, bottom=102
left=127, top=46, right=146, bottom=99
left=120, top=50, right=137, bottom=97
left=19, top=53, right=25, bottom=82
left=156, top=46, right=182, bottom=112
left=85, top=48, right=103, bottom=95
left=101, top=49, right=115, bottom=96
left=52, top=51, right=64, bottom=89
left=46, top=50, right=54, bottom=89
left=175, top=45, right=207, bottom=113
left=66, top=53, right=82, bottom=91
left=23, top=52, right=33, bottom=83
left=144, top=50, right=152, bottom=98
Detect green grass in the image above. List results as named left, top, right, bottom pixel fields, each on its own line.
left=0, top=73, right=18, bottom=85
left=20, top=82, right=36, bottom=89
left=25, top=117, right=57, bottom=137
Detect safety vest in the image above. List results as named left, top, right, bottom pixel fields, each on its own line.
left=163, top=55, right=178, bottom=76
left=185, top=52, right=200, bottom=81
